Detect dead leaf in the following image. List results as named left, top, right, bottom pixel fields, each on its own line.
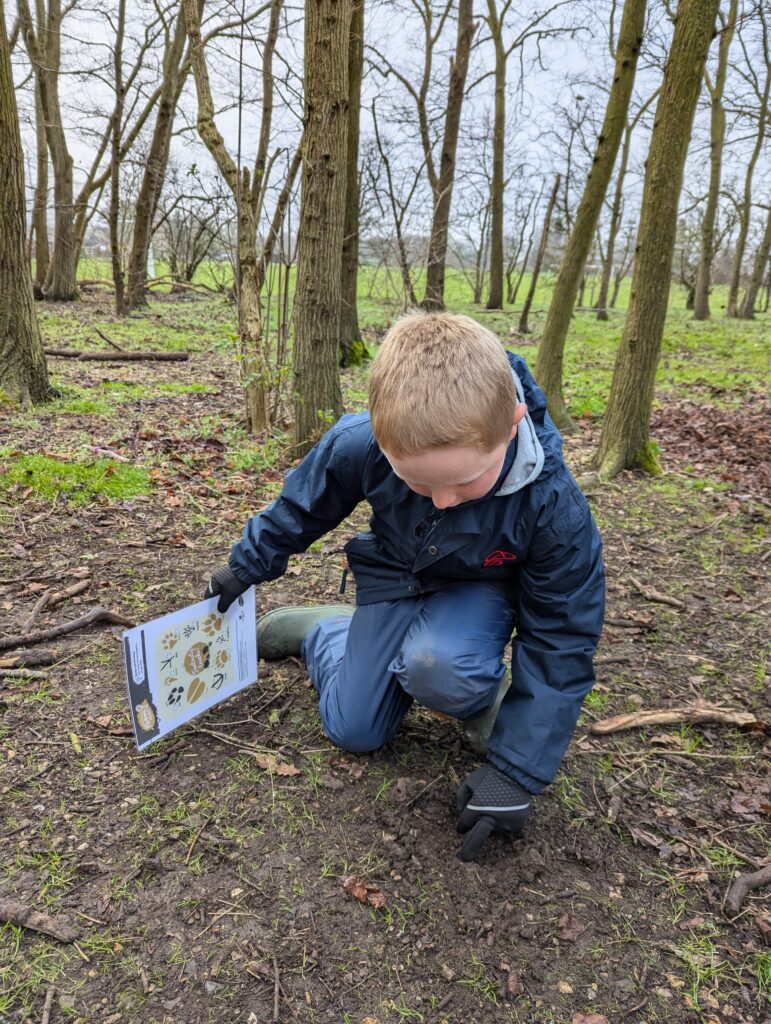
left=558, top=913, right=588, bottom=941
left=342, top=874, right=386, bottom=909
left=251, top=752, right=300, bottom=776
left=89, top=715, right=113, bottom=729
left=572, top=1015, right=609, bottom=1024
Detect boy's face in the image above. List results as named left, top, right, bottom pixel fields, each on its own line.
left=384, top=404, right=526, bottom=510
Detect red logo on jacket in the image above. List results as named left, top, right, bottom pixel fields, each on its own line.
left=483, top=550, right=517, bottom=567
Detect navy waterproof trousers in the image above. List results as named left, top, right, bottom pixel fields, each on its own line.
left=300, top=583, right=515, bottom=752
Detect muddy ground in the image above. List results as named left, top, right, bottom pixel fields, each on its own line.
left=1, top=297, right=769, bottom=1024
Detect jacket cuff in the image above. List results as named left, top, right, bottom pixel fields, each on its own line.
left=487, top=752, right=545, bottom=795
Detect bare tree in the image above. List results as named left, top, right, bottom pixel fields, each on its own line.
left=369, top=101, right=421, bottom=307
left=534, top=0, right=647, bottom=432
left=595, top=86, right=658, bottom=320
left=292, top=0, right=351, bottom=452
left=370, top=0, right=475, bottom=310
left=594, top=0, right=721, bottom=479
left=738, top=202, right=771, bottom=317
left=125, top=4, right=189, bottom=309
left=692, top=0, right=738, bottom=319
left=108, top=0, right=127, bottom=315
left=0, top=0, right=50, bottom=403
left=18, top=0, right=176, bottom=301
left=478, top=0, right=576, bottom=309
left=726, top=4, right=770, bottom=317
left=518, top=173, right=560, bottom=333
left=183, top=0, right=294, bottom=433
left=340, top=0, right=364, bottom=364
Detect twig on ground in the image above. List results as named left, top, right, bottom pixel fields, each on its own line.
left=273, top=954, right=280, bottom=1022
left=20, top=592, right=50, bottom=634
left=0, top=606, right=135, bottom=652
left=0, top=898, right=78, bottom=942
left=185, top=816, right=213, bottom=865
left=726, top=863, right=771, bottom=914
left=590, top=706, right=760, bottom=735
left=48, top=579, right=90, bottom=608
left=94, top=326, right=125, bottom=351
left=604, top=616, right=655, bottom=630
left=41, top=985, right=56, bottom=1024
left=629, top=576, right=686, bottom=610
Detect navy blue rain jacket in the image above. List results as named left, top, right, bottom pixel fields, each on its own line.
left=228, top=354, right=605, bottom=793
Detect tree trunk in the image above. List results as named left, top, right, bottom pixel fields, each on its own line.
left=422, top=0, right=474, bottom=310
left=486, top=0, right=505, bottom=309
left=32, top=69, right=49, bottom=292
left=0, top=0, right=51, bottom=403
left=109, top=0, right=127, bottom=316
left=534, top=0, right=646, bottom=431
left=726, top=9, right=770, bottom=317
left=693, top=0, right=737, bottom=320
left=292, top=0, right=350, bottom=453
left=738, top=205, right=771, bottom=318
left=34, top=0, right=78, bottom=300
left=125, top=8, right=188, bottom=310
left=593, top=0, right=720, bottom=479
left=339, top=0, right=363, bottom=364
left=508, top=236, right=533, bottom=304
left=519, top=175, right=560, bottom=333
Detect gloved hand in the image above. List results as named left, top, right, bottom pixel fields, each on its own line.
left=204, top=565, right=251, bottom=613
left=456, top=764, right=531, bottom=862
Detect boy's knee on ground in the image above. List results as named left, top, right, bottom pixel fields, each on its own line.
left=394, top=638, right=500, bottom=719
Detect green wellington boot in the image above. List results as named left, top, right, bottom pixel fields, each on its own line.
left=461, top=671, right=512, bottom=755
left=256, top=605, right=354, bottom=660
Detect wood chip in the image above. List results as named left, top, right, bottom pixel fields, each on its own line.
left=0, top=898, right=79, bottom=942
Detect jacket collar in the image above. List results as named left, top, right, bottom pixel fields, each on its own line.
left=495, top=371, right=545, bottom=496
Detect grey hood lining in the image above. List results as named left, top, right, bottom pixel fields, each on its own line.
left=494, top=371, right=546, bottom=497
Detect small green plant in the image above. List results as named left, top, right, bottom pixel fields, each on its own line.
left=457, top=953, right=499, bottom=1005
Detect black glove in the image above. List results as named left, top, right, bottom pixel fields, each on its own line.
left=204, top=565, right=250, bottom=613
left=456, top=764, right=531, bottom=862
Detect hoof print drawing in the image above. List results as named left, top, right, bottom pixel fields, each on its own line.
left=183, top=641, right=210, bottom=675
left=202, top=613, right=223, bottom=637
left=187, top=677, right=206, bottom=704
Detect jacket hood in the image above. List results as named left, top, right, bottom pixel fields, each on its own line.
left=495, top=353, right=563, bottom=497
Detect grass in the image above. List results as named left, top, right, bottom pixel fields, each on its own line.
left=0, top=450, right=150, bottom=505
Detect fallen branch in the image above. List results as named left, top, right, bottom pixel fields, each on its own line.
left=726, top=863, right=771, bottom=914
left=590, top=706, right=761, bottom=735
left=0, top=667, right=48, bottom=680
left=43, top=348, right=188, bottom=362
left=629, top=576, right=686, bottom=610
left=0, top=649, right=58, bottom=668
left=0, top=606, right=135, bottom=652
left=0, top=898, right=79, bottom=942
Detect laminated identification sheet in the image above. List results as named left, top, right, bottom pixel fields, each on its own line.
left=123, top=588, right=257, bottom=750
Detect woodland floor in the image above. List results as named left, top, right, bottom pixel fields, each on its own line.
left=0, top=294, right=769, bottom=1024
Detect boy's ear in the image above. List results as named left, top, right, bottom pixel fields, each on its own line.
left=509, top=402, right=527, bottom=439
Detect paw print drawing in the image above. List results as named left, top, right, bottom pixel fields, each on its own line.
left=201, top=613, right=223, bottom=637
left=214, top=649, right=230, bottom=669
left=161, top=631, right=179, bottom=651
left=166, top=686, right=184, bottom=707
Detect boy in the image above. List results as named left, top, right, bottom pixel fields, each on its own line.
left=205, top=312, right=604, bottom=861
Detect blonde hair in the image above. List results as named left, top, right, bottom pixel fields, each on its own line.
left=369, top=310, right=517, bottom=455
